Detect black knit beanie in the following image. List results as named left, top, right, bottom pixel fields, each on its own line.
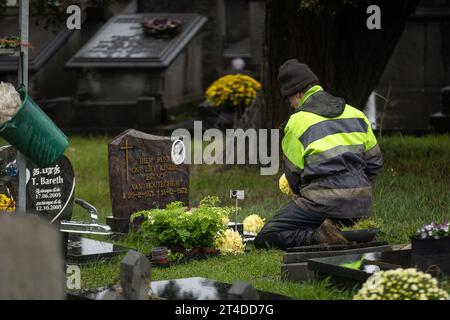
left=278, top=59, right=319, bottom=98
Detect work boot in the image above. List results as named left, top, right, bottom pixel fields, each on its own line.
left=313, top=219, right=348, bottom=244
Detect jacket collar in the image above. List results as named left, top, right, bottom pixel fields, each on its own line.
left=297, top=85, right=324, bottom=109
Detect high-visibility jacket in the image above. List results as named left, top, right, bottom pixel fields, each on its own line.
left=282, top=85, right=383, bottom=219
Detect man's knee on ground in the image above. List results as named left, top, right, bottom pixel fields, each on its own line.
left=254, top=232, right=280, bottom=249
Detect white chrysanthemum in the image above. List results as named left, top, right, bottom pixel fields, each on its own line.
left=354, top=268, right=449, bottom=300
left=0, top=82, right=21, bottom=124
left=214, top=229, right=245, bottom=255
left=243, top=214, right=265, bottom=234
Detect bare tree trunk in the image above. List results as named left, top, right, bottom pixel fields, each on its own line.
left=257, top=0, right=420, bottom=129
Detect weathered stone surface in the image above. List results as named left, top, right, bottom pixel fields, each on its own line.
left=66, top=14, right=207, bottom=68
left=108, top=129, right=189, bottom=222
left=0, top=215, right=65, bottom=299
left=120, top=250, right=152, bottom=300
left=227, top=281, right=259, bottom=300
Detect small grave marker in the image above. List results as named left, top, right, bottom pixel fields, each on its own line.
left=120, top=250, right=152, bottom=300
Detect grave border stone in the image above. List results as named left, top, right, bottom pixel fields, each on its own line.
left=281, top=242, right=392, bottom=283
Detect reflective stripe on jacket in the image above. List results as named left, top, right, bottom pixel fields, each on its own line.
left=282, top=86, right=383, bottom=219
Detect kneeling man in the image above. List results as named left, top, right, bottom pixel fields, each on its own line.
left=255, top=59, right=383, bottom=249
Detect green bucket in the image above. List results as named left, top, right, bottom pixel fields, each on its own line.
left=0, top=86, right=68, bottom=167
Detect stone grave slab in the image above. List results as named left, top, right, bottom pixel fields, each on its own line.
left=66, top=14, right=207, bottom=68
left=66, top=234, right=129, bottom=264
left=0, top=145, right=74, bottom=223
left=150, top=277, right=289, bottom=300
left=68, top=277, right=290, bottom=300
left=107, top=129, right=189, bottom=232
left=307, top=250, right=412, bottom=288
left=281, top=241, right=392, bottom=283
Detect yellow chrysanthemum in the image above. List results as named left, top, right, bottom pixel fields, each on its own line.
left=0, top=194, right=15, bottom=212
left=222, top=214, right=230, bottom=226
left=279, top=174, right=294, bottom=196
left=205, top=74, right=261, bottom=109
left=243, top=214, right=265, bottom=234
left=214, top=229, right=245, bottom=255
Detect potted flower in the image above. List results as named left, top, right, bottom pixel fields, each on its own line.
left=0, top=35, right=21, bottom=56
left=354, top=268, right=449, bottom=300
left=142, top=18, right=182, bottom=39
left=0, top=35, right=33, bottom=56
left=338, top=217, right=381, bottom=243
left=204, top=74, right=261, bottom=128
left=214, top=229, right=246, bottom=255
left=412, top=220, right=450, bottom=274
left=130, top=196, right=231, bottom=257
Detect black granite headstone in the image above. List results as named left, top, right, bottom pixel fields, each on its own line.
left=67, top=277, right=290, bottom=300
left=0, top=145, right=74, bottom=223
left=66, top=235, right=129, bottom=264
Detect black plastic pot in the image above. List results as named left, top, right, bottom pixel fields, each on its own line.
left=411, top=236, right=450, bottom=275
left=341, top=228, right=378, bottom=243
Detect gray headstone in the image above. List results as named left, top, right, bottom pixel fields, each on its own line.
left=120, top=250, right=152, bottom=300
left=108, top=129, right=189, bottom=224
left=0, top=215, right=65, bottom=299
left=227, top=281, right=259, bottom=300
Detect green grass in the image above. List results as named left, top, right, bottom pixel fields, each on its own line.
left=67, top=134, right=450, bottom=244
left=373, top=135, right=450, bottom=243
left=6, top=134, right=449, bottom=299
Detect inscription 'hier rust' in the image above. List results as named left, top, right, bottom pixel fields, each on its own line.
left=109, top=129, right=189, bottom=220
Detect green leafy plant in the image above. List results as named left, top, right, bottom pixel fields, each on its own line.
left=339, top=217, right=382, bottom=231
left=167, top=249, right=184, bottom=263
left=130, top=196, right=232, bottom=251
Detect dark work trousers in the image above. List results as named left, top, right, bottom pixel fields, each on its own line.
left=254, top=201, right=355, bottom=250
